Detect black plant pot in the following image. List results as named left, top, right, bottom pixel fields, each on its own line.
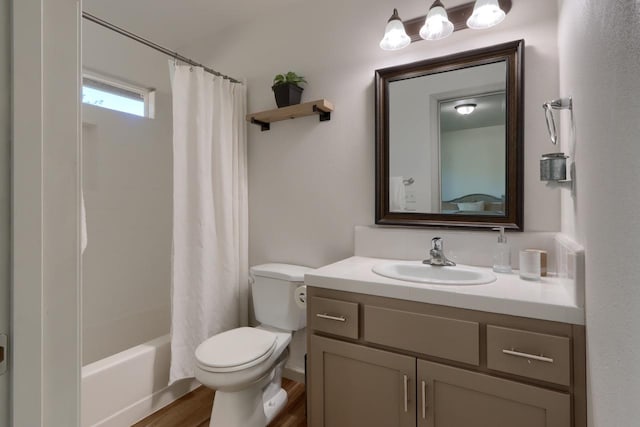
left=272, top=83, right=303, bottom=108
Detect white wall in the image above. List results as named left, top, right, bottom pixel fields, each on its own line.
left=185, top=0, right=561, bottom=269
left=441, top=125, right=506, bottom=200
left=558, top=0, right=640, bottom=425
left=82, top=21, right=173, bottom=364
left=0, top=0, right=10, bottom=422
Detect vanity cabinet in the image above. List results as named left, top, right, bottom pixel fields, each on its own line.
left=309, top=335, right=416, bottom=427
left=418, top=360, right=570, bottom=427
left=307, top=288, right=586, bottom=427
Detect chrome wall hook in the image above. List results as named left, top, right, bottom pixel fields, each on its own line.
left=542, top=97, right=572, bottom=145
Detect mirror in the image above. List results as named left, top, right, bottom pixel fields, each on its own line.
left=375, top=40, right=524, bottom=229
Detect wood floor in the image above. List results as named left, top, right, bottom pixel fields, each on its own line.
left=132, top=378, right=306, bottom=427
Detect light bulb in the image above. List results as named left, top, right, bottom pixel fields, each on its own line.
left=380, top=9, right=411, bottom=51
left=420, top=1, right=454, bottom=41
left=455, top=103, right=477, bottom=115
left=466, top=0, right=506, bottom=29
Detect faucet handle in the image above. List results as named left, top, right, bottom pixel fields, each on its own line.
left=431, top=237, right=443, bottom=251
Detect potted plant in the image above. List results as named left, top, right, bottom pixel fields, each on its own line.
left=272, top=71, right=307, bottom=108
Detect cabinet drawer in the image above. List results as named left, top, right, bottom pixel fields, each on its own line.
left=487, top=325, right=571, bottom=386
left=309, top=296, right=359, bottom=339
left=364, top=305, right=479, bottom=366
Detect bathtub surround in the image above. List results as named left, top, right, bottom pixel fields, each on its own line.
left=170, top=65, right=249, bottom=384
left=82, top=19, right=175, bottom=365
left=81, top=108, right=174, bottom=363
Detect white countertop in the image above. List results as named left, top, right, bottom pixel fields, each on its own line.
left=305, top=256, right=585, bottom=325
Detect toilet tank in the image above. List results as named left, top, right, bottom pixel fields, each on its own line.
left=250, top=263, right=314, bottom=331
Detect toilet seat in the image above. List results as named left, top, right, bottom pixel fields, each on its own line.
left=195, top=327, right=277, bottom=373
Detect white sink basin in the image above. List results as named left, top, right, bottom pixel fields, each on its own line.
left=372, top=261, right=496, bottom=285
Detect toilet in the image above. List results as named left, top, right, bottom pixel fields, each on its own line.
left=194, top=263, right=313, bottom=427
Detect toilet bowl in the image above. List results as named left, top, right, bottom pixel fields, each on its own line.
left=194, top=263, right=313, bottom=427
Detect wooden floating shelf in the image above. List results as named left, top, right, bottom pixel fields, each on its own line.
left=246, top=99, right=334, bottom=131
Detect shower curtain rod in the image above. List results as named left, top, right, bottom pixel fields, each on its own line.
left=82, top=12, right=243, bottom=84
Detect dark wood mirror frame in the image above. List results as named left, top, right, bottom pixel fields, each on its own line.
left=375, top=40, right=524, bottom=230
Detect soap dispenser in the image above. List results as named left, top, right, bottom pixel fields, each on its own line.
left=492, top=227, right=512, bottom=273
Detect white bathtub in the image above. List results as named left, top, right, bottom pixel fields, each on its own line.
left=81, top=334, right=199, bottom=427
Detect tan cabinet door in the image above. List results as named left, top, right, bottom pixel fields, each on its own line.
left=417, top=360, right=570, bottom=427
left=309, top=335, right=416, bottom=427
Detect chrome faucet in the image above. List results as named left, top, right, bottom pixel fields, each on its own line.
left=423, top=237, right=456, bottom=267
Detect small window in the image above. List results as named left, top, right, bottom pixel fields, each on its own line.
left=82, top=73, right=155, bottom=118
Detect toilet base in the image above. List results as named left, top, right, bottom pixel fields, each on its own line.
left=209, top=385, right=266, bottom=427
left=264, top=388, right=288, bottom=424
left=208, top=385, right=288, bottom=427
left=208, top=352, right=289, bottom=427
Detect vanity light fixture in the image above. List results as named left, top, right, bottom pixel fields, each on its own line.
left=379, top=8, right=411, bottom=51
left=455, top=103, right=477, bottom=115
left=379, top=0, right=511, bottom=50
left=466, top=0, right=506, bottom=29
left=420, top=0, right=454, bottom=41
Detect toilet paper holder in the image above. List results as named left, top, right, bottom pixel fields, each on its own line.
left=540, top=152, right=569, bottom=182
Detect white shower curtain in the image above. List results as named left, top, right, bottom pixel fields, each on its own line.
left=169, top=65, right=248, bottom=384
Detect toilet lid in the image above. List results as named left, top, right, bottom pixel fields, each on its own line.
left=195, top=327, right=277, bottom=373
left=250, top=263, right=314, bottom=282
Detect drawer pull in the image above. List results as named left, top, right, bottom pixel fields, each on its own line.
left=403, top=375, right=408, bottom=413
left=502, top=348, right=554, bottom=363
left=316, top=313, right=347, bottom=322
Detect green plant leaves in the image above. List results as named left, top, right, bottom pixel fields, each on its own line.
left=272, top=71, right=307, bottom=87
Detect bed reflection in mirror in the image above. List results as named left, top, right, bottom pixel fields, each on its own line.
left=388, top=61, right=507, bottom=215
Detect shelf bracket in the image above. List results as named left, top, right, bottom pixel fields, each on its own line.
left=313, top=105, right=331, bottom=122
left=250, top=117, right=271, bottom=131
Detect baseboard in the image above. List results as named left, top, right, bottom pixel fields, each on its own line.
left=283, top=367, right=305, bottom=385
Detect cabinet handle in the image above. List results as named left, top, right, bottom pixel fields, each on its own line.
left=316, top=313, right=346, bottom=322
left=502, top=348, right=554, bottom=363
left=403, top=375, right=408, bottom=413
left=421, top=380, right=427, bottom=419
